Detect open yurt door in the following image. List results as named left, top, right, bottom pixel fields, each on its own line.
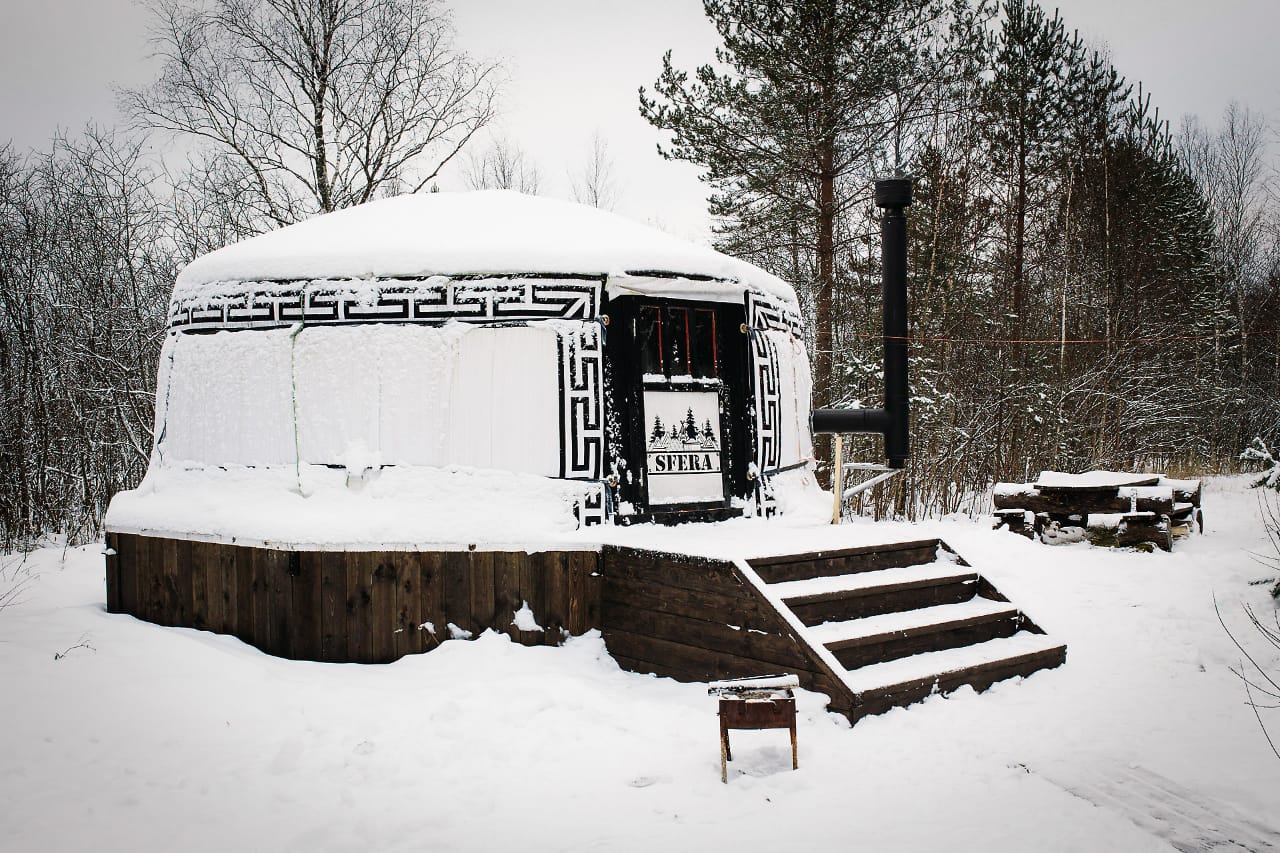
left=605, top=296, right=751, bottom=522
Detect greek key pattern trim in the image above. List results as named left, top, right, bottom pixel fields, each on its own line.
left=558, top=322, right=605, bottom=481
left=169, top=278, right=602, bottom=331
left=746, top=290, right=804, bottom=337
left=571, top=483, right=608, bottom=527
left=750, top=330, right=782, bottom=473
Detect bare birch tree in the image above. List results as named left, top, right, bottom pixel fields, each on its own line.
left=462, top=135, right=542, bottom=193
left=569, top=131, right=619, bottom=210
left=123, top=0, right=501, bottom=226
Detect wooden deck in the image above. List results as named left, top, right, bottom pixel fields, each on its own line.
left=105, top=533, right=1064, bottom=724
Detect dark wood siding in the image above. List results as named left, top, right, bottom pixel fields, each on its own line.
left=107, top=534, right=602, bottom=663
left=597, top=546, right=855, bottom=715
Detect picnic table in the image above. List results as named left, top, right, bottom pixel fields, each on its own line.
left=992, top=471, right=1203, bottom=551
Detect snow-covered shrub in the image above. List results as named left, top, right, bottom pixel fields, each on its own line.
left=1241, top=437, right=1280, bottom=491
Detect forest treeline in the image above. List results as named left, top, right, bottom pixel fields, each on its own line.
left=2, top=0, right=1278, bottom=546
left=644, top=0, right=1280, bottom=516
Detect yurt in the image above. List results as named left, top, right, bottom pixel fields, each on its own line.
left=103, top=191, right=818, bottom=648
left=103, top=187, right=1064, bottom=723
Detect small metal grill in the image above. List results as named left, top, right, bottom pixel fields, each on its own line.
left=709, top=674, right=800, bottom=783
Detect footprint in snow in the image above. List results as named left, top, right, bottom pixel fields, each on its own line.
left=269, top=738, right=303, bottom=774
left=353, top=740, right=376, bottom=756
left=628, top=775, right=666, bottom=788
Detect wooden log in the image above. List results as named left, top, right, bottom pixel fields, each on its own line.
left=566, top=551, right=598, bottom=635
left=602, top=628, right=808, bottom=685
left=345, top=552, right=373, bottom=662
left=394, top=552, right=429, bottom=659
left=517, top=551, right=548, bottom=646
left=369, top=553, right=399, bottom=663
left=318, top=551, right=345, bottom=662
left=600, top=574, right=781, bottom=631
left=115, top=533, right=139, bottom=617
left=292, top=552, right=323, bottom=661
left=440, top=551, right=471, bottom=640
left=601, top=600, right=811, bottom=670
left=141, top=537, right=166, bottom=626
left=784, top=573, right=978, bottom=626
left=993, top=486, right=1173, bottom=515
left=540, top=551, right=569, bottom=645
left=247, top=547, right=271, bottom=651
left=234, top=545, right=254, bottom=645
left=492, top=551, right=522, bottom=641
left=828, top=610, right=1021, bottom=670
left=200, top=541, right=225, bottom=634
left=849, top=644, right=1067, bottom=722
left=602, top=546, right=741, bottom=596
left=266, top=549, right=293, bottom=658
left=188, top=540, right=213, bottom=631
left=417, top=551, right=446, bottom=649
left=747, top=539, right=940, bottom=584
left=104, top=532, right=122, bottom=614
left=212, top=543, right=234, bottom=635
left=468, top=550, right=496, bottom=634
left=584, top=572, right=602, bottom=633
left=162, top=537, right=191, bottom=627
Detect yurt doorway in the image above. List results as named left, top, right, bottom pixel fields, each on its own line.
left=606, top=296, right=751, bottom=521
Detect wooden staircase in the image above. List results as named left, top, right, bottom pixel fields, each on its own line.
left=599, top=539, right=1065, bottom=725
left=743, top=540, right=1066, bottom=721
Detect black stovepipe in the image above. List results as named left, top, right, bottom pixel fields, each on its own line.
left=811, top=177, right=912, bottom=469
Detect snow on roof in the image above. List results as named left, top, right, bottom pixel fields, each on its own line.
left=175, top=190, right=798, bottom=306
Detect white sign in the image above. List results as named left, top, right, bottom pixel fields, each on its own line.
left=643, top=390, right=723, bottom=505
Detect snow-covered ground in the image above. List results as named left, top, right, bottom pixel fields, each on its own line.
left=3, top=476, right=1279, bottom=852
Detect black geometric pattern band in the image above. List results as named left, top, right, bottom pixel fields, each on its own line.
left=170, top=277, right=602, bottom=331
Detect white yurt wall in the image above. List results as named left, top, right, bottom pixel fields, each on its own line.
left=156, top=323, right=562, bottom=476
left=160, top=328, right=296, bottom=465
left=447, top=325, right=561, bottom=476
left=767, top=330, right=815, bottom=468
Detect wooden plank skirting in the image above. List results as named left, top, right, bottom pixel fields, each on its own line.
left=597, top=545, right=857, bottom=716
left=104, top=535, right=1062, bottom=727
left=595, top=543, right=1064, bottom=725
left=104, top=532, right=602, bottom=662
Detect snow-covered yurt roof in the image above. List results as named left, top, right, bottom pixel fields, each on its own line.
left=175, top=190, right=798, bottom=306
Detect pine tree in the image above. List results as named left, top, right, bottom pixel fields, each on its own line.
left=640, top=0, right=959, bottom=481
left=684, top=407, right=699, bottom=441
left=981, top=0, right=1082, bottom=328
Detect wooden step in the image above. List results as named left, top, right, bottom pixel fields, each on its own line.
left=777, top=563, right=980, bottom=626
left=849, top=643, right=1067, bottom=722
left=842, top=632, right=1067, bottom=722
left=598, top=541, right=1066, bottom=729
left=812, top=599, right=1024, bottom=669
left=747, top=538, right=944, bottom=584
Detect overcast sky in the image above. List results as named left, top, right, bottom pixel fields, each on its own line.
left=2, top=0, right=1277, bottom=241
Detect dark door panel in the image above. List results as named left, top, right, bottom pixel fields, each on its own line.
left=604, top=294, right=751, bottom=522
